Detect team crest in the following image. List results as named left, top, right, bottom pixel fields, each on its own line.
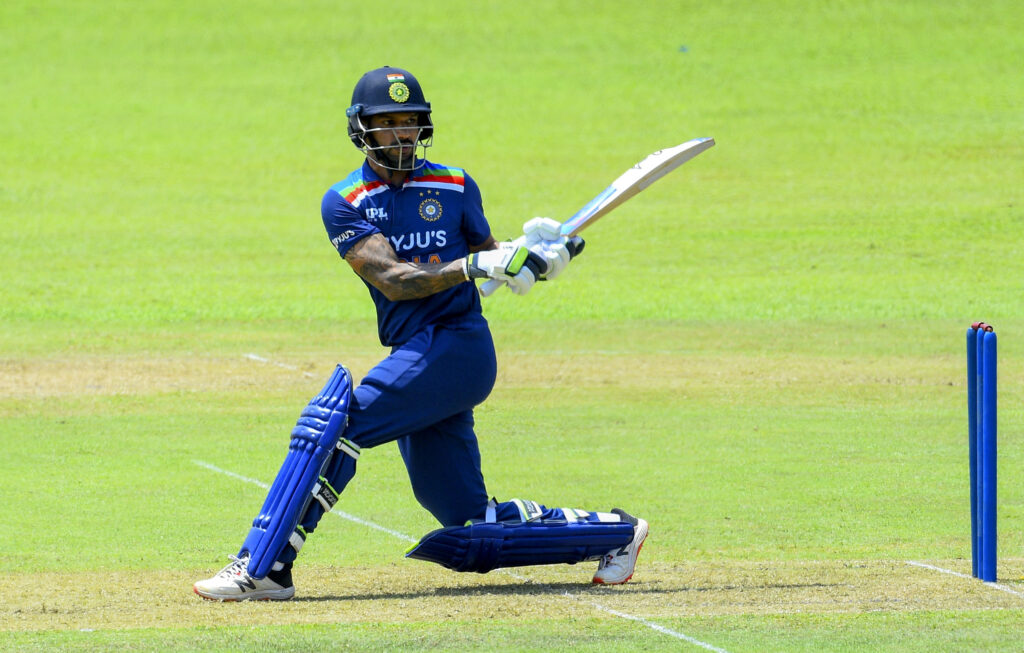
left=419, top=198, right=442, bottom=222
left=389, top=82, right=410, bottom=103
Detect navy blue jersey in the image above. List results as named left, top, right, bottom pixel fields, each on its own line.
left=322, top=160, right=492, bottom=346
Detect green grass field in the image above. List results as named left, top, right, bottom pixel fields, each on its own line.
left=2, top=1, right=1023, bottom=650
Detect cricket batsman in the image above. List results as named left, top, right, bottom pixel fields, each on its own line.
left=193, top=66, right=648, bottom=601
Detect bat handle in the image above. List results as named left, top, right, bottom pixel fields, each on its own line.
left=479, top=278, right=503, bottom=297
left=566, top=235, right=585, bottom=258
left=479, top=236, right=585, bottom=298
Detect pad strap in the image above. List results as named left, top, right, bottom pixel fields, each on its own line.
left=337, top=438, right=361, bottom=460
left=289, top=528, right=306, bottom=554
left=313, top=476, right=340, bottom=512
left=511, top=498, right=545, bottom=522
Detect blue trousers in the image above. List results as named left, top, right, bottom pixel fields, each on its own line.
left=296, top=313, right=498, bottom=541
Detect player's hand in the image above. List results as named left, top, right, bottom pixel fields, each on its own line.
left=504, top=265, right=539, bottom=295
left=464, top=242, right=546, bottom=288
left=521, top=217, right=584, bottom=281
left=522, top=217, right=563, bottom=243
left=477, top=223, right=586, bottom=297
left=530, top=237, right=571, bottom=280
left=475, top=261, right=540, bottom=296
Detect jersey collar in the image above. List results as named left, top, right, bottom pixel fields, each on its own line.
left=362, top=158, right=427, bottom=188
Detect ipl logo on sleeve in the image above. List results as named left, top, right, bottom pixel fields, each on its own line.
left=419, top=198, right=442, bottom=222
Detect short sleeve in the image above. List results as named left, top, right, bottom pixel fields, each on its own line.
left=321, top=188, right=380, bottom=257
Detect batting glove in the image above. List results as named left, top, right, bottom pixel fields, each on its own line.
left=520, top=217, right=583, bottom=281
left=464, top=242, right=547, bottom=292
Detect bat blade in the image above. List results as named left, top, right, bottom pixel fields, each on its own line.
left=479, top=137, right=714, bottom=297
left=558, top=137, right=714, bottom=237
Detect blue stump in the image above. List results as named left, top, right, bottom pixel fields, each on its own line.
left=968, top=323, right=997, bottom=583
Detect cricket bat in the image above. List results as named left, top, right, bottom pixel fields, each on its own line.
left=481, top=136, right=715, bottom=296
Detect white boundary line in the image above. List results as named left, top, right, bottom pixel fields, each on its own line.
left=194, top=458, right=728, bottom=651
left=193, top=460, right=416, bottom=543
left=492, top=564, right=729, bottom=652
left=905, top=561, right=1024, bottom=598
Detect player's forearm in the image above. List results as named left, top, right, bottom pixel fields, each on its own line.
left=377, top=260, right=469, bottom=301
left=344, top=232, right=496, bottom=301
left=348, top=251, right=468, bottom=301
left=381, top=236, right=496, bottom=299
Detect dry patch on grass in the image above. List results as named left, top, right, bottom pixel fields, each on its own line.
left=0, top=345, right=973, bottom=405
left=3, top=559, right=1021, bottom=633
left=0, top=354, right=383, bottom=401
left=497, top=351, right=964, bottom=390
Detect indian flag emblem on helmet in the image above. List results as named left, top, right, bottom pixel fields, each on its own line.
left=389, top=82, right=410, bottom=103
left=386, top=73, right=405, bottom=82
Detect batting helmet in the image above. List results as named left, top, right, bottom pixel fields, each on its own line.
left=346, top=66, right=433, bottom=170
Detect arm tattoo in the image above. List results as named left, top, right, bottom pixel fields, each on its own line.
left=344, top=233, right=472, bottom=301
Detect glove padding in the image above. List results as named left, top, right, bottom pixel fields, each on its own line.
left=521, top=217, right=567, bottom=280
left=465, top=242, right=546, bottom=296
left=522, top=216, right=563, bottom=242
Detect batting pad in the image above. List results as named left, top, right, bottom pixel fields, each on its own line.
left=404, top=518, right=634, bottom=573
left=240, top=364, right=355, bottom=579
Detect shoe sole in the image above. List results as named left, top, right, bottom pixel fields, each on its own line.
left=193, top=585, right=295, bottom=602
left=592, top=518, right=648, bottom=585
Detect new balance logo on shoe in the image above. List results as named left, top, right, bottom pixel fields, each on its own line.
left=233, top=576, right=257, bottom=592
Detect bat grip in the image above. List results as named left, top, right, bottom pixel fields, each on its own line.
left=479, top=278, right=503, bottom=297
left=566, top=236, right=585, bottom=258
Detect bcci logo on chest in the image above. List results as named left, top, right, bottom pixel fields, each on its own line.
left=419, top=198, right=442, bottom=222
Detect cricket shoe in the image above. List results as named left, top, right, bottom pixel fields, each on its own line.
left=193, top=555, right=295, bottom=601
left=592, top=509, right=648, bottom=585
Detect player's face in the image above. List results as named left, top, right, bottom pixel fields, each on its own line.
left=367, top=112, right=421, bottom=164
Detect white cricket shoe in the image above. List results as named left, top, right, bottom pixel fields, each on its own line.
left=193, top=555, right=295, bottom=601
left=592, top=509, right=648, bottom=585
